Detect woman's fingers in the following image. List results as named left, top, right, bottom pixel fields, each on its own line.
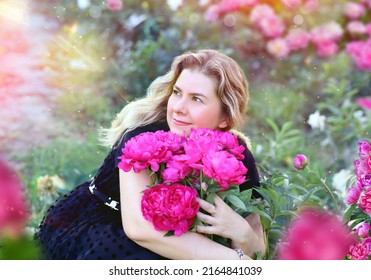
left=196, top=197, right=216, bottom=216
left=197, top=211, right=216, bottom=225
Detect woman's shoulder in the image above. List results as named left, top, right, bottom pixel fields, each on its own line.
left=230, top=129, right=252, bottom=151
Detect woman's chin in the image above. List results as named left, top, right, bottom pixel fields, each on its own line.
left=169, top=126, right=190, bottom=137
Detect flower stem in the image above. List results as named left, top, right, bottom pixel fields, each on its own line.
left=306, top=166, right=339, bottom=211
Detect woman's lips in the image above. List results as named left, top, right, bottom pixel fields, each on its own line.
left=173, top=118, right=192, bottom=126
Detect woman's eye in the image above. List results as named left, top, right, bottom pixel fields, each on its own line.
left=192, top=96, right=202, bottom=102
left=172, top=90, right=181, bottom=96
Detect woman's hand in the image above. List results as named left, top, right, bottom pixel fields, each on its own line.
left=196, top=194, right=249, bottom=241
left=196, top=193, right=266, bottom=258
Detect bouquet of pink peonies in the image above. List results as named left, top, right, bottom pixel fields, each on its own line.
left=118, top=128, right=249, bottom=240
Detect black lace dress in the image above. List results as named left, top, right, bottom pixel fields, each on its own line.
left=35, top=122, right=260, bottom=259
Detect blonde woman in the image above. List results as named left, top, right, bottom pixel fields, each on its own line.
left=36, top=49, right=266, bottom=260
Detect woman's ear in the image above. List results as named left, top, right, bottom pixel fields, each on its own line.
left=218, top=119, right=228, bottom=129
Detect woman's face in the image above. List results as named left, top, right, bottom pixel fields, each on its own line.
left=166, top=68, right=228, bottom=136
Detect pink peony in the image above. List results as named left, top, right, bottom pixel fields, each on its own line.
left=357, top=97, right=371, bottom=110
left=293, top=154, right=308, bottom=170
left=362, top=237, right=371, bottom=255
left=118, top=131, right=182, bottom=173
left=346, top=184, right=362, bottom=205
left=358, top=187, right=371, bottom=214
left=249, top=4, right=275, bottom=26
left=367, top=23, right=371, bottom=36
left=162, top=155, right=194, bottom=183
left=204, top=5, right=221, bottom=23
left=356, top=222, right=371, bottom=238
left=348, top=243, right=368, bottom=260
left=361, top=0, right=371, bottom=8
left=311, top=22, right=343, bottom=45
left=358, top=140, right=371, bottom=160
left=141, top=183, right=199, bottom=236
left=0, top=157, right=29, bottom=237
left=344, top=2, right=366, bottom=20
left=278, top=208, right=355, bottom=260
left=347, top=21, right=367, bottom=36
left=315, top=41, right=339, bottom=58
left=258, top=14, right=285, bottom=38
left=304, top=0, right=319, bottom=12
left=286, top=29, right=310, bottom=51
left=106, top=0, right=123, bottom=11
left=214, top=130, right=245, bottom=160
left=346, top=40, right=371, bottom=71
left=266, top=38, right=290, bottom=59
left=201, top=150, right=247, bottom=190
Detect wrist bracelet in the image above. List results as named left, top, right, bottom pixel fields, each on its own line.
left=234, top=248, right=244, bottom=260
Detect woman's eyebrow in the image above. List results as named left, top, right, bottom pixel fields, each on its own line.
left=173, top=85, right=208, bottom=99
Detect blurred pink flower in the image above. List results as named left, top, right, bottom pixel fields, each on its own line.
left=358, top=187, right=371, bottom=214
left=311, top=22, right=343, bottom=45
left=286, top=29, right=310, bottom=51
left=204, top=4, right=221, bottom=22
left=106, top=0, right=123, bottom=11
left=293, top=154, right=308, bottom=170
left=367, top=24, right=371, bottom=36
left=249, top=4, right=275, bottom=26
left=239, top=0, right=259, bottom=8
left=356, top=222, right=371, bottom=238
left=347, top=21, right=367, bottom=36
left=304, top=0, right=319, bottom=12
left=278, top=208, right=355, bottom=260
left=266, top=38, right=290, bottom=59
left=346, top=184, right=362, bottom=205
left=315, top=41, right=339, bottom=58
left=344, top=2, right=366, bottom=20
left=218, top=0, right=241, bottom=13
left=141, top=183, right=199, bottom=236
left=0, top=157, right=29, bottom=237
left=259, top=14, right=285, bottom=38
left=346, top=40, right=371, bottom=71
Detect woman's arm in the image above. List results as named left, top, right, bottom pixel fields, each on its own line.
left=119, top=169, right=250, bottom=260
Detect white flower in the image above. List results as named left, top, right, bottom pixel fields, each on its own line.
left=332, top=169, right=352, bottom=196
left=353, top=110, right=367, bottom=126
left=307, top=110, right=326, bottom=131
left=167, top=0, right=183, bottom=10
left=77, top=0, right=90, bottom=10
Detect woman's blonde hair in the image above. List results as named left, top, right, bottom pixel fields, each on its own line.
left=99, top=49, right=249, bottom=147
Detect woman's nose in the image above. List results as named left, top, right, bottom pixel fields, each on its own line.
left=173, top=97, right=187, bottom=114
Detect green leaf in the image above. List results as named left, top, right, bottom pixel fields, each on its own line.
left=266, top=118, right=280, bottom=135
left=226, top=194, right=247, bottom=211
left=343, top=203, right=357, bottom=223
left=348, top=218, right=366, bottom=229
left=163, top=231, right=175, bottom=237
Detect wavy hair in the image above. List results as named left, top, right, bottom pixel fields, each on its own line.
left=98, top=49, right=249, bottom=147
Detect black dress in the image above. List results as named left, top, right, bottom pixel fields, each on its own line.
left=35, top=122, right=260, bottom=260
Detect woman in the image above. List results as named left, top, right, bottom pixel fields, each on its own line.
left=36, top=49, right=266, bottom=259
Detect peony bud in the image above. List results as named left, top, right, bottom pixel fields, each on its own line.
left=356, top=222, right=371, bottom=238
left=293, top=154, right=308, bottom=170
left=106, top=0, right=123, bottom=11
